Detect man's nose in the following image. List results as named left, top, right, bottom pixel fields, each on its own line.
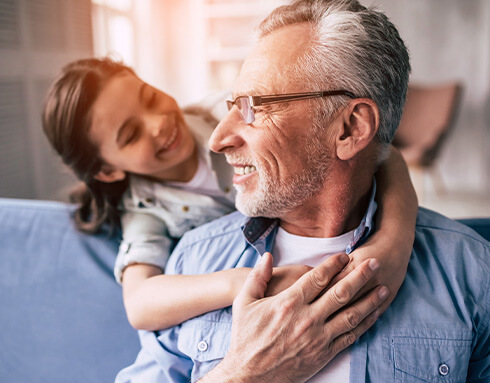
left=209, top=110, right=244, bottom=154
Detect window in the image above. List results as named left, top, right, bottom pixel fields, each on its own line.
left=91, top=0, right=135, bottom=65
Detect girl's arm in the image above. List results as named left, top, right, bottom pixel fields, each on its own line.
left=333, top=146, right=418, bottom=312
left=122, top=264, right=251, bottom=331
left=122, top=263, right=311, bottom=331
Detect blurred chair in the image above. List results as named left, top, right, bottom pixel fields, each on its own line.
left=393, top=82, right=463, bottom=199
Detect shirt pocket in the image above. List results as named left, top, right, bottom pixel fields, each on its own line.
left=392, top=335, right=472, bottom=382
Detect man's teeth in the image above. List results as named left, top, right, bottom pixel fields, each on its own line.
left=234, top=165, right=257, bottom=175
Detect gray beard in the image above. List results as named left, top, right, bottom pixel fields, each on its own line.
left=235, top=135, right=332, bottom=218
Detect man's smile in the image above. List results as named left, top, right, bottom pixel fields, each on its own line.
left=233, top=165, right=257, bottom=175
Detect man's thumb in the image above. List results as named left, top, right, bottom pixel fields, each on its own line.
left=235, top=252, right=273, bottom=306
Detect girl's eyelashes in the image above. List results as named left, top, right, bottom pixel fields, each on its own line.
left=123, top=125, right=140, bottom=146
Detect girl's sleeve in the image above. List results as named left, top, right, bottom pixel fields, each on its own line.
left=114, top=210, right=173, bottom=284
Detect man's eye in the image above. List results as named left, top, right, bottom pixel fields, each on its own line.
left=253, top=106, right=267, bottom=116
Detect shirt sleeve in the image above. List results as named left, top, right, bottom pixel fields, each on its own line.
left=115, top=330, right=193, bottom=383
left=113, top=210, right=173, bottom=284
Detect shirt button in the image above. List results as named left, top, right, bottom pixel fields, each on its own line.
left=144, top=197, right=154, bottom=204
left=223, top=186, right=231, bottom=193
left=438, top=363, right=449, bottom=376
left=197, top=340, right=208, bottom=352
left=182, top=205, right=190, bottom=212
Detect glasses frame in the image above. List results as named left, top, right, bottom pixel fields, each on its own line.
left=226, top=90, right=357, bottom=124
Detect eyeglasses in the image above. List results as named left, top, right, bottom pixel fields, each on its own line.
left=226, top=90, right=357, bottom=124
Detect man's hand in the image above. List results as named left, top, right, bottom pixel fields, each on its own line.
left=200, top=252, right=388, bottom=383
left=266, top=264, right=313, bottom=296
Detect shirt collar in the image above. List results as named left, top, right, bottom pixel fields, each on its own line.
left=241, top=179, right=378, bottom=256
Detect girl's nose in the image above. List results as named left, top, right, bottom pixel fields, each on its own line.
left=145, top=113, right=167, bottom=138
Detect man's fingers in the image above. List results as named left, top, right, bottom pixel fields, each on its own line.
left=327, top=257, right=355, bottom=288
left=325, top=284, right=388, bottom=342
left=328, top=306, right=381, bottom=356
left=234, top=252, right=273, bottom=308
left=312, top=258, right=380, bottom=318
left=288, top=253, right=350, bottom=304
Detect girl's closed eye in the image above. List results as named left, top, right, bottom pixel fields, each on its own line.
left=122, top=125, right=140, bottom=146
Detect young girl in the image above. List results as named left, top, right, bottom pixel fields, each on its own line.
left=42, top=57, right=418, bottom=331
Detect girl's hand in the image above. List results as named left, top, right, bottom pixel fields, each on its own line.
left=329, top=230, right=412, bottom=314
left=265, top=264, right=312, bottom=296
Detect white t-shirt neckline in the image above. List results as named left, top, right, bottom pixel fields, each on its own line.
left=271, top=225, right=354, bottom=382
left=272, top=226, right=355, bottom=267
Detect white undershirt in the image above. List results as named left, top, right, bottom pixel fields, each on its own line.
left=165, top=151, right=227, bottom=200
left=272, top=226, right=355, bottom=383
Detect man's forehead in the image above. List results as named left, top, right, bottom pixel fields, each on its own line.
left=232, top=57, right=274, bottom=97
left=232, top=23, right=313, bottom=96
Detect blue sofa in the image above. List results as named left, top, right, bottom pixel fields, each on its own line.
left=0, top=198, right=489, bottom=382
left=0, top=199, right=139, bottom=383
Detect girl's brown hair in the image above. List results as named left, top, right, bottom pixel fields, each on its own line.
left=42, top=58, right=134, bottom=234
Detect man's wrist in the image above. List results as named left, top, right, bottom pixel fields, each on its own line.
left=197, top=358, right=246, bottom=383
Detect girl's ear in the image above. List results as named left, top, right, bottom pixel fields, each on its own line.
left=335, top=98, right=379, bottom=161
left=94, top=166, right=126, bottom=183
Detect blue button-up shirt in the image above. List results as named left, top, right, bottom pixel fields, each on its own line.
left=116, top=199, right=490, bottom=382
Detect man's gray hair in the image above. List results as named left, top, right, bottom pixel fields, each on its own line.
left=258, top=0, right=411, bottom=157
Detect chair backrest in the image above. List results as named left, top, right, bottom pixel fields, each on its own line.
left=393, top=82, right=463, bottom=166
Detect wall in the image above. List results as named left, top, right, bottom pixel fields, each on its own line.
left=367, top=0, right=490, bottom=194
left=0, top=0, right=93, bottom=200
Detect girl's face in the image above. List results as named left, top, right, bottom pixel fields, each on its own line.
left=89, top=72, right=197, bottom=183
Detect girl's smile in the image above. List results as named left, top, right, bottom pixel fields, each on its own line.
left=89, top=72, right=198, bottom=183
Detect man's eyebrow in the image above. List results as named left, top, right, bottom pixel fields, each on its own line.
left=233, top=85, right=269, bottom=99
left=115, top=83, right=146, bottom=146
left=233, top=89, right=252, bottom=98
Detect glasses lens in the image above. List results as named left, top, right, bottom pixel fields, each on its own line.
left=226, top=100, right=234, bottom=111
left=238, top=97, right=254, bottom=124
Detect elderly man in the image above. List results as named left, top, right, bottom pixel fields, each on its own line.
left=117, top=0, right=490, bottom=382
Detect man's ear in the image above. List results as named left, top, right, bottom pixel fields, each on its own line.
left=335, top=98, right=379, bottom=161
left=94, top=166, right=126, bottom=183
